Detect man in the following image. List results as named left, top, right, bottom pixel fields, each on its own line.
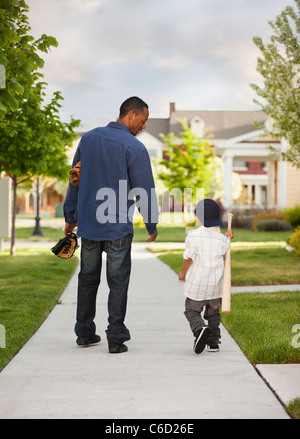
left=64, top=97, right=159, bottom=353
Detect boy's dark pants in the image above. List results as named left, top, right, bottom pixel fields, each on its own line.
left=184, top=297, right=222, bottom=345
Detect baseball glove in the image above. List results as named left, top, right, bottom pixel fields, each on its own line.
left=51, top=233, right=79, bottom=259
left=69, top=161, right=81, bottom=187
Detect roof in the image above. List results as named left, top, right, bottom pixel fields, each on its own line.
left=74, top=108, right=269, bottom=143
left=169, top=110, right=268, bottom=140
left=144, top=118, right=169, bottom=139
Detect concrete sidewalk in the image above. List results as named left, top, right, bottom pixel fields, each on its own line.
left=0, top=243, right=293, bottom=419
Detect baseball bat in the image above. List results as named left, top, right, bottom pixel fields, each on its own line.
left=222, top=213, right=233, bottom=314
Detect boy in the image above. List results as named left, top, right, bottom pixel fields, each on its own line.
left=179, top=199, right=233, bottom=354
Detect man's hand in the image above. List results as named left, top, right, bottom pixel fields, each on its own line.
left=64, top=222, right=78, bottom=235
left=146, top=230, right=158, bottom=242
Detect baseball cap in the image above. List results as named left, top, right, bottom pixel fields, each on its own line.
left=195, top=199, right=223, bottom=228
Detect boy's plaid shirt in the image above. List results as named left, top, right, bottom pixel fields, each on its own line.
left=183, top=226, right=230, bottom=301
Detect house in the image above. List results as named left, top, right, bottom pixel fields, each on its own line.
left=16, top=103, right=300, bottom=216
left=137, top=102, right=300, bottom=210
left=16, top=133, right=84, bottom=217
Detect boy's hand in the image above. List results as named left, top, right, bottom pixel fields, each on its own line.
left=178, top=271, right=185, bottom=282
left=179, top=258, right=193, bottom=282
left=225, top=229, right=234, bottom=240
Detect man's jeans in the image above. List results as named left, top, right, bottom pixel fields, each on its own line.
left=75, top=234, right=133, bottom=344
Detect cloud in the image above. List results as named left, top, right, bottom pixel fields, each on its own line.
left=152, top=55, right=191, bottom=70
left=26, top=0, right=294, bottom=129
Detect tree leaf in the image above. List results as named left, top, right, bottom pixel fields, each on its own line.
left=0, top=89, right=19, bottom=110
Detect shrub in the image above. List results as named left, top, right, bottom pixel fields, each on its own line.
left=132, top=214, right=145, bottom=227
left=284, top=206, right=300, bottom=228
left=185, top=219, right=196, bottom=227
left=289, top=227, right=300, bottom=256
left=252, top=210, right=288, bottom=231
left=256, top=219, right=293, bottom=232
left=230, top=207, right=267, bottom=229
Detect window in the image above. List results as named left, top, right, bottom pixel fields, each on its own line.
left=190, top=116, right=204, bottom=138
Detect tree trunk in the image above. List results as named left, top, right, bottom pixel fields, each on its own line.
left=10, top=175, right=17, bottom=256
left=31, top=177, right=44, bottom=236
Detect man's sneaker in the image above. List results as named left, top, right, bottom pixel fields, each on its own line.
left=207, top=344, right=220, bottom=352
left=76, top=334, right=101, bottom=347
left=193, top=327, right=211, bottom=354
left=108, top=342, right=128, bottom=354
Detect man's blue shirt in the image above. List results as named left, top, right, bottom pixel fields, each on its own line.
left=63, top=122, right=159, bottom=241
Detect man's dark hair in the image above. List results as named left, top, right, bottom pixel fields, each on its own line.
left=119, top=96, right=148, bottom=118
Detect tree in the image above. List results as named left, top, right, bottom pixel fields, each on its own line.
left=251, top=0, right=300, bottom=166
left=0, top=0, right=58, bottom=116
left=0, top=0, right=80, bottom=255
left=0, top=82, right=80, bottom=255
left=158, top=119, right=215, bottom=216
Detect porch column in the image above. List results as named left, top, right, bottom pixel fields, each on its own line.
left=255, top=184, right=262, bottom=205
left=223, top=154, right=233, bottom=209
left=277, top=138, right=287, bottom=209
left=247, top=185, right=252, bottom=205
left=268, top=161, right=276, bottom=207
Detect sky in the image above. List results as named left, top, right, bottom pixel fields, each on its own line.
left=26, top=0, right=294, bottom=131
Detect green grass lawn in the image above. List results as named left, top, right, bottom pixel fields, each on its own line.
left=134, top=225, right=292, bottom=243
left=12, top=227, right=64, bottom=242
left=0, top=246, right=78, bottom=372
left=14, top=224, right=186, bottom=243
left=221, top=291, right=300, bottom=364
left=134, top=225, right=187, bottom=242
left=13, top=224, right=186, bottom=243
left=231, top=247, right=300, bottom=285
left=157, top=247, right=300, bottom=286
left=224, top=291, right=300, bottom=418
left=286, top=398, right=300, bottom=419
left=12, top=224, right=293, bottom=244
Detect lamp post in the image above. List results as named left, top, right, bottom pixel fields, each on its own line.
left=31, top=177, right=44, bottom=236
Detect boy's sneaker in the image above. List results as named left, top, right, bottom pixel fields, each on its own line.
left=207, top=344, right=220, bottom=352
left=193, top=327, right=211, bottom=354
